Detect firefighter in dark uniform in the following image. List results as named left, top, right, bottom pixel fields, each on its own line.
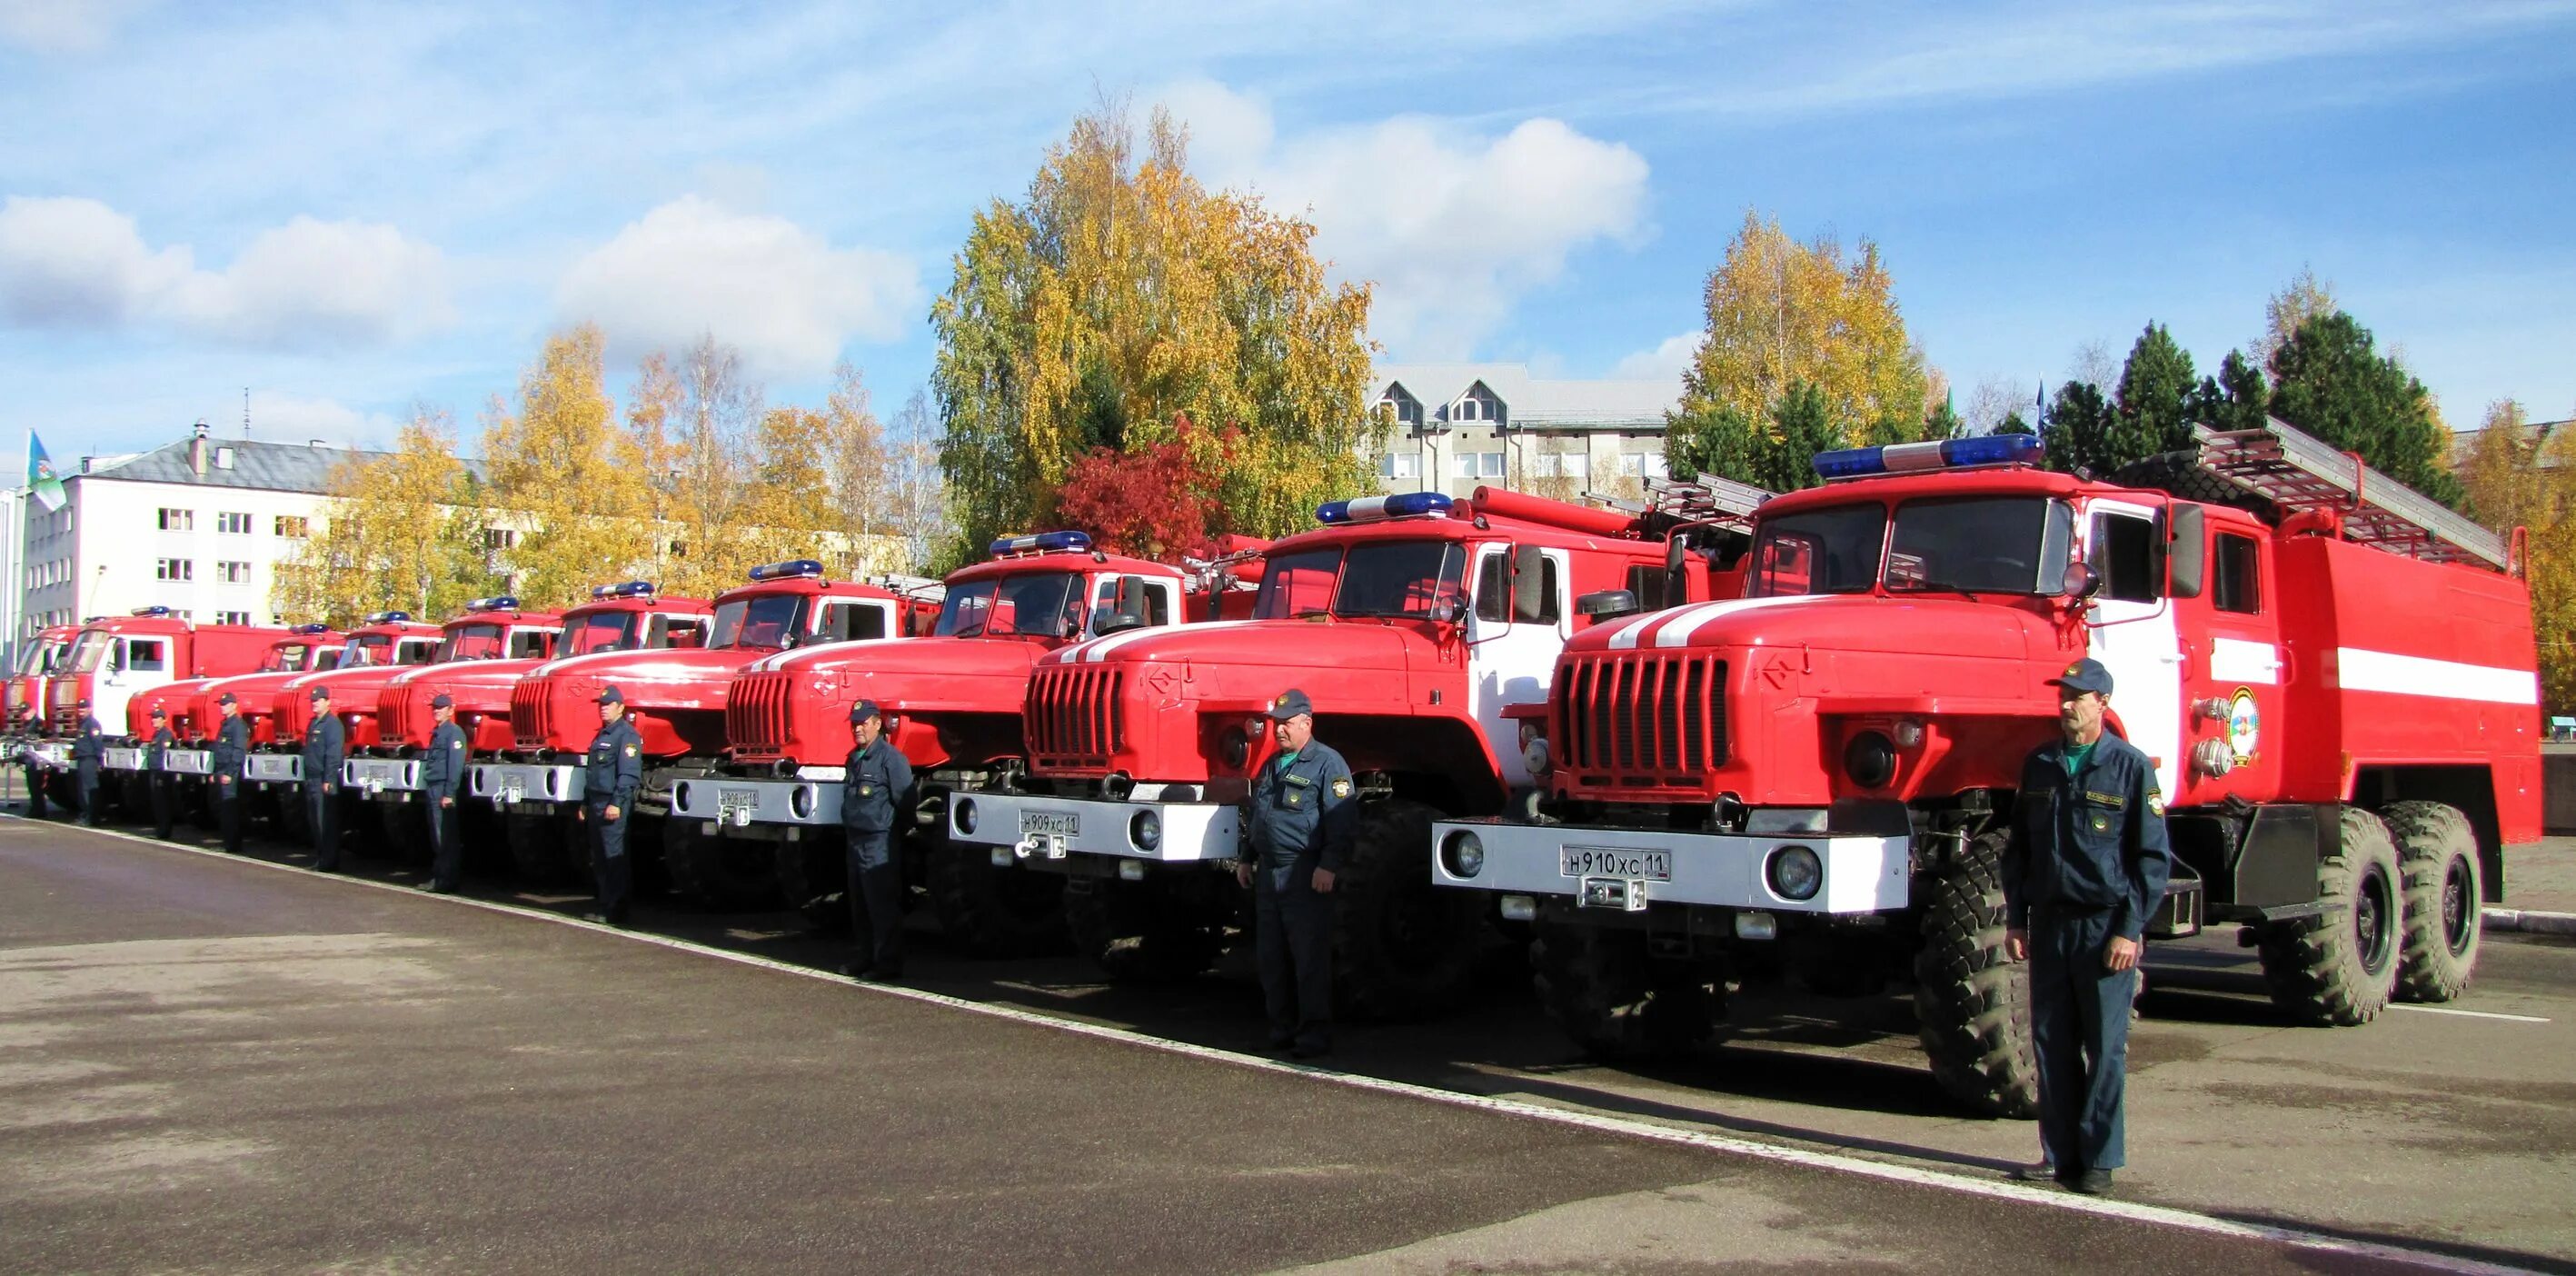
left=145, top=706, right=177, bottom=839
left=579, top=686, right=644, bottom=925
left=422, top=693, right=468, bottom=892
left=303, top=685, right=346, bottom=871
left=22, top=736, right=50, bottom=817
left=838, top=700, right=914, bottom=981
left=211, top=692, right=252, bottom=853
left=1234, top=688, right=1357, bottom=1059
left=71, top=700, right=106, bottom=826
left=2003, top=658, right=2173, bottom=1198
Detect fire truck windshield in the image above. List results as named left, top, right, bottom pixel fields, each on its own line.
left=1750, top=497, right=2074, bottom=597
left=710, top=593, right=809, bottom=651
left=1255, top=541, right=1468, bottom=620
left=257, top=644, right=313, bottom=674
left=564, top=612, right=639, bottom=655
left=438, top=624, right=507, bottom=661
left=65, top=631, right=114, bottom=673
left=938, top=573, right=1083, bottom=638
left=19, top=639, right=65, bottom=675
left=338, top=634, right=393, bottom=667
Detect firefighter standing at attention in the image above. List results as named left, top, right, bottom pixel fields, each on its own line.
left=211, top=692, right=251, bottom=853
left=1235, top=689, right=1356, bottom=1060
left=303, top=685, right=345, bottom=871
left=71, top=700, right=105, bottom=827
left=145, top=706, right=177, bottom=840
left=422, top=693, right=468, bottom=892
left=839, top=700, right=914, bottom=982
left=579, top=686, right=644, bottom=926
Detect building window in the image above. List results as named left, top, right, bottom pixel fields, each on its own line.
left=1619, top=454, right=1670, bottom=480
left=484, top=527, right=519, bottom=551
left=218, top=561, right=254, bottom=584
left=217, top=512, right=253, bottom=534
left=1531, top=453, right=1591, bottom=479
left=216, top=611, right=252, bottom=625
left=1378, top=452, right=1422, bottom=481
left=275, top=515, right=309, bottom=538
left=155, top=558, right=194, bottom=582
left=1379, top=389, right=1424, bottom=428
left=1454, top=452, right=1506, bottom=480
left=157, top=508, right=194, bottom=532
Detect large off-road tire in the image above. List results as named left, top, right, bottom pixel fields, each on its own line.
left=661, top=818, right=781, bottom=911
left=1064, top=872, right=1229, bottom=982
left=924, top=838, right=1068, bottom=957
left=375, top=802, right=431, bottom=865
left=1912, top=832, right=2040, bottom=1119
left=2106, top=451, right=2281, bottom=521
left=504, top=812, right=581, bottom=884
left=1331, top=800, right=1488, bottom=1022
left=1530, top=921, right=1721, bottom=1062
left=773, top=830, right=850, bottom=932
left=2382, top=801, right=2482, bottom=1003
left=2257, top=805, right=2402, bottom=1025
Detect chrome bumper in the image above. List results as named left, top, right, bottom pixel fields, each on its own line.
left=244, top=753, right=303, bottom=783
left=345, top=756, right=423, bottom=798
left=668, top=770, right=844, bottom=828
left=1427, top=817, right=1911, bottom=914
left=470, top=761, right=585, bottom=807
left=164, top=748, right=216, bottom=776
left=945, top=791, right=1239, bottom=865
left=104, top=746, right=149, bottom=771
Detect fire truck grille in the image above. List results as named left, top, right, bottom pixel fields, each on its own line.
left=728, top=672, right=795, bottom=756
left=1559, top=653, right=1726, bottom=783
left=272, top=691, right=311, bottom=742
left=1026, top=665, right=1124, bottom=770
left=381, top=687, right=423, bottom=745
left=512, top=680, right=552, bottom=751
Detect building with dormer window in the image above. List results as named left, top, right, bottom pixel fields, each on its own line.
left=1363, top=364, right=1678, bottom=502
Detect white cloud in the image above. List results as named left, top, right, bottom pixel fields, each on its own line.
left=0, top=0, right=154, bottom=52
left=554, top=195, right=919, bottom=380
left=1614, top=330, right=1702, bottom=382
left=245, top=390, right=402, bottom=446
left=1159, top=81, right=1650, bottom=360
left=0, top=195, right=450, bottom=347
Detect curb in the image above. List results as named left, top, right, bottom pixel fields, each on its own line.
left=2487, top=908, right=2576, bottom=936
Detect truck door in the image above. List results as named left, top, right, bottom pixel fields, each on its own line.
left=2173, top=521, right=2283, bottom=805
left=1467, top=543, right=1567, bottom=787
left=2083, top=500, right=2183, bottom=796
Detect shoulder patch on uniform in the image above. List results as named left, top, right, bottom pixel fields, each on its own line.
left=623, top=744, right=637, bottom=757
left=2147, top=792, right=2165, bottom=816
left=1330, top=777, right=1351, bottom=798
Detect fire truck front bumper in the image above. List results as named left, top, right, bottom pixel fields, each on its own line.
left=1427, top=818, right=1911, bottom=916
left=946, top=792, right=1240, bottom=867
left=104, top=746, right=149, bottom=771
left=22, top=741, right=70, bottom=771
left=667, top=772, right=843, bottom=832
left=470, top=761, right=585, bottom=809
left=345, top=757, right=423, bottom=801
left=244, top=753, right=302, bottom=784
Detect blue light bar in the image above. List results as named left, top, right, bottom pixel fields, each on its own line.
left=748, top=559, right=826, bottom=582
left=989, top=530, right=1094, bottom=557
left=1315, top=492, right=1456, bottom=524
left=363, top=611, right=413, bottom=625
left=466, top=594, right=521, bottom=613
left=291, top=623, right=333, bottom=635
left=1812, top=434, right=2044, bottom=481
left=130, top=605, right=173, bottom=617
left=592, top=580, right=657, bottom=599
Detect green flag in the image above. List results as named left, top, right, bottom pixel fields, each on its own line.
left=27, top=433, right=66, bottom=513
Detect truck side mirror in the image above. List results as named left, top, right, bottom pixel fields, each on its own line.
left=1512, top=545, right=1547, bottom=623
left=1093, top=605, right=1148, bottom=636
left=1577, top=589, right=1641, bottom=620
left=1664, top=534, right=1691, bottom=603
left=2167, top=503, right=2207, bottom=599
left=2059, top=562, right=2101, bottom=600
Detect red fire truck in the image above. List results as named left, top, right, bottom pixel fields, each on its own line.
left=688, top=531, right=1255, bottom=953
left=1430, top=421, right=2542, bottom=1115
left=100, top=625, right=345, bottom=822
left=23, top=609, right=287, bottom=786
left=6, top=623, right=78, bottom=733
left=473, top=559, right=938, bottom=906
left=261, top=613, right=449, bottom=839
left=942, top=486, right=1761, bottom=1009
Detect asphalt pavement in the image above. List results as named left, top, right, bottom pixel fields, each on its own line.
left=4, top=811, right=2571, bottom=1273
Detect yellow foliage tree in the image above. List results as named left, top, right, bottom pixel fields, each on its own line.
left=272, top=407, right=500, bottom=625
left=1676, top=210, right=1929, bottom=444
left=931, top=99, right=1377, bottom=565
left=657, top=334, right=768, bottom=599
left=2459, top=400, right=2576, bottom=711
left=479, top=324, right=656, bottom=608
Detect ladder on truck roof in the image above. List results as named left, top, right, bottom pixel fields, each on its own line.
left=2193, top=416, right=2512, bottom=573
left=1636, top=474, right=1773, bottom=536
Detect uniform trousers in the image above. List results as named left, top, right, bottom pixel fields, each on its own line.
left=2029, top=904, right=2135, bottom=1173
left=427, top=799, right=462, bottom=889
left=151, top=773, right=174, bottom=839
left=77, top=762, right=102, bottom=825
left=1254, top=863, right=1334, bottom=1050
left=218, top=783, right=244, bottom=852
left=308, top=784, right=341, bottom=869
left=587, top=800, right=630, bottom=922
left=845, top=830, right=904, bottom=972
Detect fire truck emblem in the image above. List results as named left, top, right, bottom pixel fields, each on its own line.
left=2226, top=688, right=2260, bottom=764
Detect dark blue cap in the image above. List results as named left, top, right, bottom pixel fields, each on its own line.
left=2048, top=658, right=2114, bottom=697
left=849, top=699, right=882, bottom=723
left=1265, top=688, right=1314, bottom=720
left=310, top=685, right=331, bottom=701
left=430, top=693, right=454, bottom=709
left=149, top=706, right=167, bottom=718
left=597, top=686, right=624, bottom=705
left=217, top=692, right=237, bottom=705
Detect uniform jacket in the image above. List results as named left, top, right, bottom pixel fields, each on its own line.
left=2003, top=731, right=2173, bottom=942
left=210, top=715, right=252, bottom=790
left=147, top=725, right=175, bottom=772
left=1240, top=741, right=1358, bottom=875
left=422, top=720, right=468, bottom=799
left=840, top=737, right=914, bottom=837
left=303, top=711, right=345, bottom=789
left=72, top=716, right=104, bottom=763
left=583, top=715, right=643, bottom=807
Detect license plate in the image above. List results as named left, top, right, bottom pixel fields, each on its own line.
left=1021, top=811, right=1080, bottom=838
left=719, top=787, right=756, bottom=818
left=501, top=774, right=526, bottom=803
left=1559, top=846, right=1670, bottom=881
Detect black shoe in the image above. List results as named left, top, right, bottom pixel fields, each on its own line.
left=2069, top=1169, right=2114, bottom=1196
left=1265, top=1033, right=1297, bottom=1053
left=1289, top=1040, right=1332, bottom=1061
left=2006, top=1161, right=2056, bottom=1183
left=840, top=961, right=873, bottom=980
left=422, top=883, right=453, bottom=894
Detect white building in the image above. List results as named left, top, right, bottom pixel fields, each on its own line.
left=1365, top=364, right=1678, bottom=502
left=18, top=424, right=375, bottom=641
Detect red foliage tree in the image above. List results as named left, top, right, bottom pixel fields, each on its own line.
left=1052, top=414, right=1236, bottom=559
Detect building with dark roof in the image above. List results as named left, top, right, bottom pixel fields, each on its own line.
left=1366, top=364, right=1679, bottom=501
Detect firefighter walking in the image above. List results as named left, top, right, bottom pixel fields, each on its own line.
left=2003, top=658, right=2173, bottom=1197
left=838, top=700, right=913, bottom=981
left=303, top=686, right=345, bottom=871
left=210, top=693, right=251, bottom=853
left=422, top=693, right=467, bottom=892
left=71, top=701, right=105, bottom=827
left=145, top=707, right=177, bottom=839
left=1235, top=689, right=1356, bottom=1059
left=580, top=687, right=643, bottom=926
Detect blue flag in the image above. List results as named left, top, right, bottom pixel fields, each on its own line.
left=26, top=433, right=66, bottom=513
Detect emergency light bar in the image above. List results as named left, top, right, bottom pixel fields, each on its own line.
left=1315, top=492, right=1455, bottom=524
left=466, top=595, right=521, bottom=613
left=990, top=530, right=1093, bottom=557
left=363, top=611, right=413, bottom=624
left=131, top=605, right=173, bottom=617
left=1813, top=434, right=2044, bottom=481
left=592, top=580, right=657, bottom=599
left=748, top=559, right=825, bottom=582
left=291, top=623, right=333, bottom=635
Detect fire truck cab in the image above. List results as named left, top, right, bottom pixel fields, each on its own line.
left=26, top=610, right=286, bottom=775
left=6, top=623, right=77, bottom=734
left=340, top=598, right=568, bottom=835
left=100, top=625, right=345, bottom=817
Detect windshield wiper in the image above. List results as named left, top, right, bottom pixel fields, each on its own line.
left=1904, top=578, right=1984, bottom=601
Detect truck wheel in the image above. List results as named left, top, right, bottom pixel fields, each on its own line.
left=2257, top=805, right=2402, bottom=1025
left=773, top=832, right=850, bottom=932
left=1530, top=921, right=1719, bottom=1061
left=377, top=803, right=430, bottom=865
left=925, top=839, right=1068, bottom=957
left=1332, top=800, right=1487, bottom=1022
left=2106, top=451, right=2281, bottom=521
left=1064, top=872, right=1227, bottom=982
left=661, top=818, right=781, bottom=911
left=1912, top=832, right=2039, bottom=1120
left=504, top=812, right=577, bottom=883
left=2382, top=801, right=2482, bottom=1003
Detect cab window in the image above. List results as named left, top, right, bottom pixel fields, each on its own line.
left=1255, top=549, right=1342, bottom=619
left=2213, top=533, right=2263, bottom=614
left=125, top=639, right=167, bottom=673
left=816, top=601, right=890, bottom=643
left=1750, top=504, right=1884, bottom=596
left=509, top=629, right=555, bottom=659
left=1475, top=551, right=1560, bottom=624
left=2089, top=512, right=2160, bottom=603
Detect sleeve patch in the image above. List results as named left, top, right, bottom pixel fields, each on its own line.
left=623, top=744, right=637, bottom=757
left=1330, top=777, right=1351, bottom=799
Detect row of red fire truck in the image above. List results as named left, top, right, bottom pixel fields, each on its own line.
left=12, top=416, right=2543, bottom=1116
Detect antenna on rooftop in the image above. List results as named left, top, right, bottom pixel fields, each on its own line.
left=243, top=388, right=252, bottom=438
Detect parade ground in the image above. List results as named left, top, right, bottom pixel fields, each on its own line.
left=5, top=811, right=2573, bottom=1274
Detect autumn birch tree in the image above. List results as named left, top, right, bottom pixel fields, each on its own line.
left=480, top=324, right=655, bottom=607
left=272, top=407, right=498, bottom=624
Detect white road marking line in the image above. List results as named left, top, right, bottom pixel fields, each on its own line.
left=2389, top=1004, right=2551, bottom=1024
left=11, top=812, right=2547, bottom=1276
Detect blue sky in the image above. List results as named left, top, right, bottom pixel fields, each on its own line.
left=6, top=1, right=2572, bottom=462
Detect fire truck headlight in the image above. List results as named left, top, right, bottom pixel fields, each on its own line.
left=954, top=798, right=980, bottom=834
left=790, top=783, right=816, bottom=820
left=1129, top=810, right=1160, bottom=851
left=1441, top=830, right=1486, bottom=878
left=1892, top=718, right=1925, bottom=749
left=1842, top=732, right=1897, bottom=789
left=1766, top=844, right=1824, bottom=901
